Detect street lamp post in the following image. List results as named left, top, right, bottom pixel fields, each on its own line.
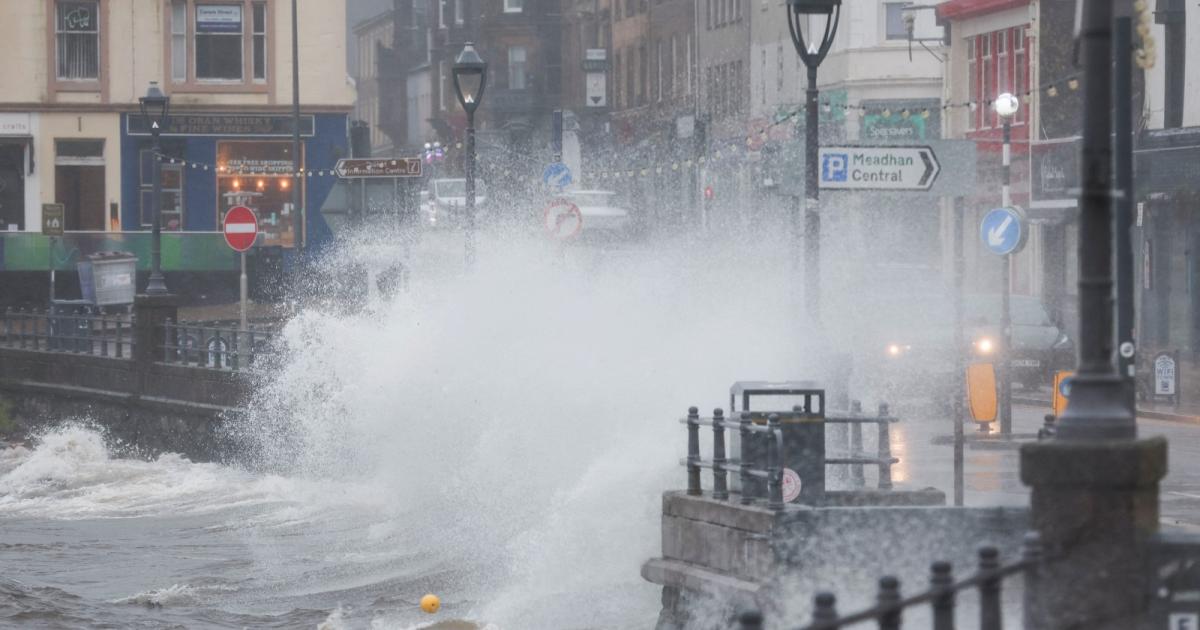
left=139, top=81, right=170, bottom=295
left=452, top=43, right=488, bottom=270
left=994, top=92, right=1019, bottom=436
left=786, top=0, right=841, bottom=325
left=1053, top=0, right=1136, bottom=440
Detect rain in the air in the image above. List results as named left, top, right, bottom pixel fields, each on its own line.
left=0, top=0, right=1195, bottom=628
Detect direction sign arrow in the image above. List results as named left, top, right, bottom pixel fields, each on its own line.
left=980, top=206, right=1026, bottom=256
left=818, top=145, right=941, bottom=191
left=334, top=157, right=422, bottom=178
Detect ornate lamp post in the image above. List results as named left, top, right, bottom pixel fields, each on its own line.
left=139, top=81, right=170, bottom=295
left=994, top=92, right=1019, bottom=436
left=786, top=0, right=841, bottom=325
left=452, top=43, right=488, bottom=270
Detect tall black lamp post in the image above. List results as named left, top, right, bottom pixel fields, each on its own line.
left=786, top=0, right=840, bottom=325
left=994, top=92, right=1019, bottom=436
left=1054, top=0, right=1135, bottom=440
left=139, top=81, right=170, bottom=295
left=452, top=43, right=488, bottom=270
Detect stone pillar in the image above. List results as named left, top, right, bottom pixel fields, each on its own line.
left=132, top=293, right=179, bottom=369
left=1021, top=437, right=1167, bottom=629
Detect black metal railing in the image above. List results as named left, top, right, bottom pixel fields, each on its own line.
left=681, top=403, right=900, bottom=509
left=683, top=407, right=789, bottom=509
left=1, top=307, right=133, bottom=358
left=161, top=319, right=277, bottom=371
left=738, top=533, right=1043, bottom=629
left=824, top=401, right=899, bottom=490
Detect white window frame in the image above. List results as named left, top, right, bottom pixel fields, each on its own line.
left=507, top=46, right=527, bottom=90
left=504, top=0, right=523, bottom=13
left=194, top=3, right=245, bottom=82
left=966, top=36, right=977, bottom=131
left=171, top=1, right=188, bottom=82
left=55, top=0, right=101, bottom=81
left=252, top=1, right=266, bottom=82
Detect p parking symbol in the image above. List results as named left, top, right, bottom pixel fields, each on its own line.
left=1171, top=613, right=1199, bottom=630
left=822, top=153, right=848, bottom=182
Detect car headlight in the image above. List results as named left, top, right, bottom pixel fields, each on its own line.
left=886, top=343, right=911, bottom=357
left=975, top=337, right=995, bottom=354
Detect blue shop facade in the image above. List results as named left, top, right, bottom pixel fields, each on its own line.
left=119, top=111, right=349, bottom=257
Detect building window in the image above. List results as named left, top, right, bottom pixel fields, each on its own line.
left=454, top=0, right=464, bottom=24
left=776, top=42, right=784, bottom=94
left=139, top=150, right=185, bottom=230
left=997, top=29, right=1008, bottom=95
left=1014, top=27, right=1026, bottom=125
left=438, top=0, right=447, bottom=27
left=508, top=46, right=527, bottom=90
left=196, top=4, right=244, bottom=81
left=760, top=49, right=766, bottom=105
left=217, top=141, right=301, bottom=248
left=657, top=41, right=664, bottom=101
left=438, top=60, right=448, bottom=110
left=884, top=2, right=907, bottom=40
left=966, top=37, right=976, bottom=131
left=504, top=0, right=523, bottom=13
left=55, top=1, right=100, bottom=80
left=252, top=2, right=266, bottom=81
left=171, top=1, right=188, bottom=82
left=981, top=33, right=992, bottom=129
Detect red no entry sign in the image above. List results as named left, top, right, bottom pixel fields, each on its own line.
left=223, top=205, right=259, bottom=252
left=542, top=198, right=583, bottom=240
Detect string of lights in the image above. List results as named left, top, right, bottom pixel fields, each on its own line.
left=150, top=69, right=1088, bottom=182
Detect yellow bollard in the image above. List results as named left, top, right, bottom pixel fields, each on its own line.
left=420, top=593, right=441, bottom=614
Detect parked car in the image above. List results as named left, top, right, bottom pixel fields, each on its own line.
left=561, top=190, right=633, bottom=241
left=423, top=178, right=488, bottom=228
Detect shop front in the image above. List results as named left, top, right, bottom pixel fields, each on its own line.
left=120, top=112, right=349, bottom=253
left=0, top=113, right=37, bottom=232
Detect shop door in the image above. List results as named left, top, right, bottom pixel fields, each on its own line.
left=0, top=144, right=24, bottom=230
left=56, top=165, right=105, bottom=231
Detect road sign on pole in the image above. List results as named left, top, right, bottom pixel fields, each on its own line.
left=223, top=206, right=259, bottom=252
left=542, top=198, right=583, bottom=240
left=542, top=162, right=573, bottom=188
left=818, top=145, right=940, bottom=191
left=980, top=206, right=1027, bottom=256
left=334, top=158, right=422, bottom=178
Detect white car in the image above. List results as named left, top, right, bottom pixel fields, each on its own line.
left=563, top=190, right=633, bottom=237
left=426, top=178, right=488, bottom=228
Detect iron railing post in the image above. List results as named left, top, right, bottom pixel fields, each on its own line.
left=978, top=546, right=1002, bottom=630
left=1021, top=532, right=1043, bottom=629
left=850, top=400, right=865, bottom=487
left=738, top=609, right=764, bottom=630
left=931, top=561, right=956, bottom=630
left=877, top=576, right=902, bottom=630
left=741, top=412, right=754, bottom=504
left=877, top=403, right=893, bottom=490
left=713, top=408, right=729, bottom=500
left=687, top=406, right=702, bottom=496
left=812, top=592, right=838, bottom=628
left=767, top=413, right=784, bottom=510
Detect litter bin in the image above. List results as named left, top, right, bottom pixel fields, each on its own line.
left=48, top=299, right=95, bottom=352
left=78, top=251, right=137, bottom=307
left=728, top=381, right=826, bottom=504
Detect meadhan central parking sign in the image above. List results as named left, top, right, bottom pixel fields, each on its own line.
left=818, top=145, right=940, bottom=191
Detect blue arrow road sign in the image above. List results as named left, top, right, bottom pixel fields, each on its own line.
left=1059, top=376, right=1073, bottom=398
left=542, top=162, right=573, bottom=188
left=980, top=207, right=1025, bottom=256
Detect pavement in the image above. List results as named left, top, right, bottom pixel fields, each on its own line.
left=878, top=402, right=1200, bottom=532
left=1012, top=388, right=1200, bottom=425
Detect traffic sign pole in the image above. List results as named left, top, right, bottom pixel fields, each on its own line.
left=1000, top=121, right=1012, bottom=437
left=240, top=251, right=247, bottom=332
left=223, top=206, right=259, bottom=332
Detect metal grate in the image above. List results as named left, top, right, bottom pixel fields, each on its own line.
left=160, top=319, right=278, bottom=371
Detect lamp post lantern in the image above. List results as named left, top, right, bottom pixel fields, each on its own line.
left=786, top=0, right=841, bottom=326
left=139, top=81, right=170, bottom=295
left=452, top=43, right=488, bottom=270
left=994, top=91, right=1018, bottom=436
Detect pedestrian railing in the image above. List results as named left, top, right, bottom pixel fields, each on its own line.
left=682, top=403, right=900, bottom=510
left=738, top=533, right=1043, bottom=630
left=824, top=401, right=899, bottom=490
left=683, top=407, right=790, bottom=509
left=1, top=307, right=133, bottom=358
left=161, top=319, right=277, bottom=371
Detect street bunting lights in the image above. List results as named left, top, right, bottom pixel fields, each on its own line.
left=139, top=81, right=170, bottom=295
left=453, top=42, right=488, bottom=270
left=1054, top=0, right=1136, bottom=440
left=786, top=0, right=841, bottom=326
left=994, top=92, right=1018, bottom=436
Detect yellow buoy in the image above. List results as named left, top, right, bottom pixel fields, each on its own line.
left=420, top=593, right=440, bottom=614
